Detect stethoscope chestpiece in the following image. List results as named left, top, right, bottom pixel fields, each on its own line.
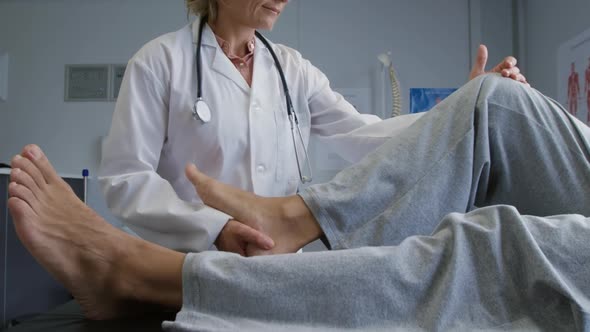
left=193, top=98, right=212, bottom=123
left=300, top=175, right=312, bottom=184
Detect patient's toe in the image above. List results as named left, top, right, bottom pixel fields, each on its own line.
left=11, top=154, right=47, bottom=189
left=22, top=145, right=61, bottom=185
left=7, top=196, right=39, bottom=243
left=8, top=182, right=37, bottom=208
left=10, top=168, right=40, bottom=193
left=186, top=164, right=216, bottom=201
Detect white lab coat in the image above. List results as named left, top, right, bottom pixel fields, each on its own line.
left=99, top=18, right=413, bottom=252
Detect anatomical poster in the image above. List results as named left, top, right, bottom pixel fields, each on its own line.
left=558, top=26, right=590, bottom=125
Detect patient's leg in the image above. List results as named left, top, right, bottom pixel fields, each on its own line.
left=163, top=206, right=590, bottom=331
left=299, top=74, right=590, bottom=249
left=8, top=147, right=589, bottom=330
left=8, top=145, right=185, bottom=319
left=189, top=74, right=590, bottom=251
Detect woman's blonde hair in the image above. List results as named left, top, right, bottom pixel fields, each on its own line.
left=186, top=0, right=218, bottom=21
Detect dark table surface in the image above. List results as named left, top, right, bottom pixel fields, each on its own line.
left=3, top=300, right=176, bottom=332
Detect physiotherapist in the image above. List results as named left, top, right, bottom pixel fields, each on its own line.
left=99, top=0, right=526, bottom=255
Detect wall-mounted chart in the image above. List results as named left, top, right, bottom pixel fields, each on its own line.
left=64, top=65, right=109, bottom=101
left=558, top=27, right=590, bottom=125
left=111, top=64, right=126, bottom=100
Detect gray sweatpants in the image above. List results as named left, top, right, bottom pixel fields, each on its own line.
left=163, top=74, right=590, bottom=331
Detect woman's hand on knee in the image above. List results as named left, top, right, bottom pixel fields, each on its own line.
left=469, top=44, right=529, bottom=86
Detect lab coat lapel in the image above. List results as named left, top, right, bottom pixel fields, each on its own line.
left=251, top=38, right=278, bottom=100
left=211, top=48, right=250, bottom=93
left=193, top=18, right=250, bottom=94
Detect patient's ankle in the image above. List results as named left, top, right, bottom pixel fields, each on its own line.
left=116, top=239, right=184, bottom=310
left=280, top=196, right=323, bottom=246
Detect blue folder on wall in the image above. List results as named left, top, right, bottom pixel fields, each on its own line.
left=410, top=88, right=457, bottom=114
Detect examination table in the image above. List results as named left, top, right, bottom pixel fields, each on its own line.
left=4, top=300, right=174, bottom=331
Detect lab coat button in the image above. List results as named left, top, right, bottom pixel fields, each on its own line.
left=256, top=165, right=266, bottom=173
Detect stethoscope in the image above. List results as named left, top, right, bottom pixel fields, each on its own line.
left=192, top=17, right=312, bottom=184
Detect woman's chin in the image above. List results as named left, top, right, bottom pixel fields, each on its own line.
left=254, top=18, right=278, bottom=31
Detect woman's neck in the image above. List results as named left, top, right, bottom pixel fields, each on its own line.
left=208, top=15, right=255, bottom=57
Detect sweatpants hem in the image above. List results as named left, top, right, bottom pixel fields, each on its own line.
left=298, top=190, right=344, bottom=249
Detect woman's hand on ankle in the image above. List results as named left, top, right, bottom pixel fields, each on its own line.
left=215, top=219, right=275, bottom=256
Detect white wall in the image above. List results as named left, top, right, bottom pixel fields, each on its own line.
left=0, top=0, right=514, bottom=227
left=523, top=0, right=590, bottom=98
left=479, top=0, right=515, bottom=68
left=0, top=0, right=188, bottom=173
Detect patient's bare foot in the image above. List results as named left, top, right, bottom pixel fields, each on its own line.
left=185, top=164, right=322, bottom=255
left=8, top=145, right=184, bottom=319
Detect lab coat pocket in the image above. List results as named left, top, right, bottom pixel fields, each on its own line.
left=274, top=104, right=289, bottom=183
left=273, top=103, right=306, bottom=184
left=274, top=104, right=311, bottom=191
